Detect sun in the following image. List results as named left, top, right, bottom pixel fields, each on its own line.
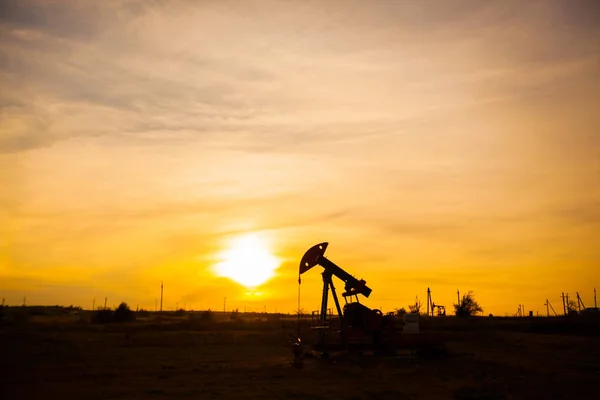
left=212, top=233, right=281, bottom=288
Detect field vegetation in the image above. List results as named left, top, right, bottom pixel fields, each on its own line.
left=1, top=305, right=599, bottom=399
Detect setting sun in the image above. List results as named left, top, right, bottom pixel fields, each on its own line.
left=212, top=234, right=281, bottom=288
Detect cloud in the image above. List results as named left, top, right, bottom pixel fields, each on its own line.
left=2, top=0, right=596, bottom=154
left=1, top=0, right=599, bottom=312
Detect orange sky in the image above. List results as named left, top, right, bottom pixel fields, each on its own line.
left=1, top=0, right=599, bottom=316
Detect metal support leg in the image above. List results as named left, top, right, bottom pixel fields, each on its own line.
left=329, top=281, right=343, bottom=322
left=318, top=271, right=331, bottom=345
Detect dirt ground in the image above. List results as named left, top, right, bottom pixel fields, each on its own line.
left=1, top=321, right=599, bottom=400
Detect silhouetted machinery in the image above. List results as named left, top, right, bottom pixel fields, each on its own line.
left=299, top=242, right=399, bottom=353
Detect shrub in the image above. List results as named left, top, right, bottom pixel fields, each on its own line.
left=454, top=291, right=483, bottom=317
left=114, top=302, right=135, bottom=323
left=92, top=302, right=135, bottom=324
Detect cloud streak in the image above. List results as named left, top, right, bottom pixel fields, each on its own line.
left=1, top=0, right=599, bottom=313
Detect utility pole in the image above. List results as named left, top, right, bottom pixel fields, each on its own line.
left=565, top=293, right=570, bottom=314
left=104, top=297, right=107, bottom=309
left=1, top=298, right=4, bottom=307
left=92, top=298, right=95, bottom=311
left=561, top=292, right=566, bottom=315
left=545, top=299, right=549, bottom=317
left=160, top=281, right=163, bottom=312
left=457, top=289, right=460, bottom=305
left=427, top=287, right=431, bottom=317
left=576, top=292, right=585, bottom=312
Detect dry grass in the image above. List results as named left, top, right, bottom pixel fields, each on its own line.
left=1, top=315, right=599, bottom=399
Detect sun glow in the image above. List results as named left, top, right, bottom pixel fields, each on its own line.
left=212, top=233, right=281, bottom=288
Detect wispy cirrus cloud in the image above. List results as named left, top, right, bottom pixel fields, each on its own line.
left=1, top=0, right=598, bottom=312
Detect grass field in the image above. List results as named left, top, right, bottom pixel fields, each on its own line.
left=1, top=312, right=599, bottom=399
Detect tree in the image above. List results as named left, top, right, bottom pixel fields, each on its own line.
left=408, top=296, right=422, bottom=314
left=566, top=299, right=578, bottom=315
left=394, top=307, right=407, bottom=316
left=114, top=302, right=135, bottom=323
left=454, top=291, right=483, bottom=317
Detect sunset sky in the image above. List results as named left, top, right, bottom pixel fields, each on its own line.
left=1, top=0, right=599, bottom=316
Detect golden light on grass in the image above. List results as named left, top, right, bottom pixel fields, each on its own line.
left=212, top=233, right=281, bottom=288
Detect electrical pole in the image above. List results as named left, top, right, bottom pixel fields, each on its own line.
left=160, top=281, right=163, bottom=312
left=565, top=293, right=570, bottom=314
left=457, top=289, right=460, bottom=305
left=545, top=299, right=549, bottom=317
left=1, top=298, right=4, bottom=307
left=561, top=292, right=566, bottom=315
left=427, top=287, right=431, bottom=317
left=104, top=297, right=107, bottom=309
left=92, top=298, right=95, bottom=311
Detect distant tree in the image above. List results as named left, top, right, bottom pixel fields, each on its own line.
left=114, top=302, right=135, bottom=323
left=454, top=291, right=483, bottom=317
left=296, top=308, right=305, bottom=316
left=408, top=296, right=423, bottom=314
left=394, top=307, right=407, bottom=316
left=566, top=299, right=578, bottom=315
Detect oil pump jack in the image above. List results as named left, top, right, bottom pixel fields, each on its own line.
left=299, top=242, right=397, bottom=353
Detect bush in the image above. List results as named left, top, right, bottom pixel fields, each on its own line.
left=92, top=302, right=135, bottom=324
left=114, top=302, right=135, bottom=323
left=454, top=291, right=483, bottom=317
